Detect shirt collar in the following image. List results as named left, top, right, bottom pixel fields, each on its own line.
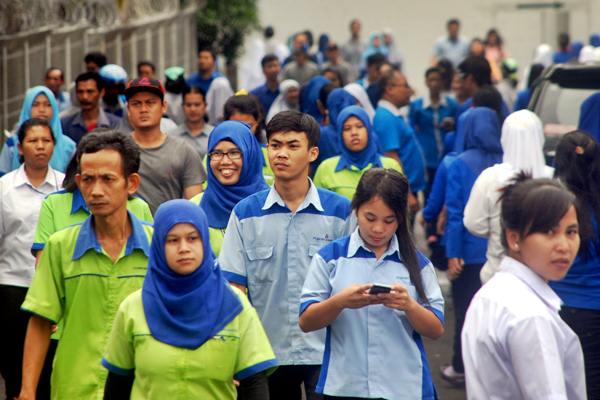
left=500, top=256, right=562, bottom=312
left=262, top=178, right=324, bottom=213
left=71, top=107, right=112, bottom=128
left=347, top=227, right=400, bottom=259
left=422, top=95, right=448, bottom=109
left=13, top=165, right=61, bottom=190
left=378, top=99, right=401, bottom=116
left=71, top=188, right=90, bottom=214
left=72, top=211, right=151, bottom=260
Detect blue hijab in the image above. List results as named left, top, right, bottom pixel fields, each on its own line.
left=327, top=88, right=357, bottom=131
left=461, top=107, right=503, bottom=169
left=142, top=200, right=243, bottom=349
left=10, top=86, right=75, bottom=172
left=579, top=92, right=600, bottom=143
left=336, top=106, right=382, bottom=171
left=200, top=121, right=268, bottom=229
left=300, top=76, right=330, bottom=122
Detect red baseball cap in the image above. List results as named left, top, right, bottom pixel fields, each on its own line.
left=124, top=77, right=166, bottom=100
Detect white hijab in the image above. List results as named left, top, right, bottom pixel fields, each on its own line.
left=533, top=44, right=553, bottom=67
left=579, top=45, right=598, bottom=63
left=344, top=82, right=376, bottom=121
left=266, top=79, right=300, bottom=123
left=501, top=110, right=548, bottom=178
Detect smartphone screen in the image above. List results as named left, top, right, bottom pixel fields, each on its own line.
left=369, top=284, right=392, bottom=295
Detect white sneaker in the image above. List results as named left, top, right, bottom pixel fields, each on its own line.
left=440, top=364, right=465, bottom=385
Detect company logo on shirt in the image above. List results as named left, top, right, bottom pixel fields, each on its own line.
left=312, top=234, right=331, bottom=243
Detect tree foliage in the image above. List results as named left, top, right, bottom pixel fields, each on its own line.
left=196, top=0, right=260, bottom=66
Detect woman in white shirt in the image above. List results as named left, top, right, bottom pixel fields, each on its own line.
left=461, top=175, right=586, bottom=400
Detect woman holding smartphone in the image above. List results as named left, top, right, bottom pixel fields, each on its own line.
left=461, top=175, right=586, bottom=399
left=299, top=168, right=444, bottom=400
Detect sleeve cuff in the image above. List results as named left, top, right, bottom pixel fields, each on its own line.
left=222, top=271, right=247, bottom=287
left=425, top=306, right=445, bottom=324
left=20, top=306, right=58, bottom=325
left=299, top=299, right=320, bottom=316
left=101, top=358, right=134, bottom=376
left=235, top=358, right=278, bottom=380
left=32, top=242, right=45, bottom=251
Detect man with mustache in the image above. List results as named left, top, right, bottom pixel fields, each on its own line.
left=61, top=72, right=121, bottom=144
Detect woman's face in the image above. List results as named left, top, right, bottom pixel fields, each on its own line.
left=284, top=87, right=300, bottom=107
left=357, top=195, right=398, bottom=255
left=342, top=116, right=369, bottom=152
left=508, top=205, right=580, bottom=281
left=209, top=140, right=243, bottom=185
left=30, top=93, right=53, bottom=120
left=165, top=223, right=204, bottom=275
left=19, top=125, right=55, bottom=170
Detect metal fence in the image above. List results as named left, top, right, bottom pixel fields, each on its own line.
left=1, top=0, right=200, bottom=130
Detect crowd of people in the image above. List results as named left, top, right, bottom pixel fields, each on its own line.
left=1, top=14, right=600, bottom=400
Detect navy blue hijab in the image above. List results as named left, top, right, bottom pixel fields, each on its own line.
left=336, top=105, right=382, bottom=171
left=142, top=200, right=243, bottom=349
left=200, top=121, right=268, bottom=229
left=579, top=92, right=600, bottom=143
left=327, top=88, right=357, bottom=132
left=300, top=76, right=330, bottom=122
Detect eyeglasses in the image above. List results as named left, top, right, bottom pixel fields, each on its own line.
left=208, top=149, right=243, bottom=161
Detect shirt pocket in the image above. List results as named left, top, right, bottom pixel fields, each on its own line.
left=246, top=245, right=275, bottom=283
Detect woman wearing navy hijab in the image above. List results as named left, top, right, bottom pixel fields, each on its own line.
left=190, top=120, right=268, bottom=255
left=313, top=105, right=403, bottom=199
left=102, top=200, right=277, bottom=399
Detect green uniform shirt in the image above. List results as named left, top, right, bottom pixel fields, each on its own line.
left=261, top=146, right=274, bottom=186
left=190, top=192, right=226, bottom=256
left=22, top=213, right=153, bottom=400
left=102, top=288, right=277, bottom=400
left=313, top=155, right=404, bottom=200
left=32, top=189, right=153, bottom=252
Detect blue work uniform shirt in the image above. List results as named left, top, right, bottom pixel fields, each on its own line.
left=186, top=71, right=222, bottom=94
left=61, top=108, right=121, bottom=144
left=219, top=180, right=351, bottom=365
left=300, top=229, right=444, bottom=399
left=250, top=84, right=280, bottom=116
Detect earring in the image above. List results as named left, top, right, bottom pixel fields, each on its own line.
left=514, top=243, right=519, bottom=251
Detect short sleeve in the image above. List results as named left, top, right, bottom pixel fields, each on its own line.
left=32, top=197, right=56, bottom=252
left=218, top=211, right=249, bottom=286
left=102, top=299, right=135, bottom=376
left=181, top=142, right=206, bottom=189
left=233, top=296, right=277, bottom=380
left=374, top=113, right=401, bottom=153
left=300, top=253, right=333, bottom=316
left=21, top=236, right=66, bottom=323
left=420, top=263, right=445, bottom=324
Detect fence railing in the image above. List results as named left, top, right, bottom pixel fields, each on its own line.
left=1, top=0, right=200, bottom=130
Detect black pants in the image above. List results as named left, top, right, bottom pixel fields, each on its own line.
left=560, top=306, right=600, bottom=400
left=268, top=364, right=322, bottom=400
left=450, top=263, right=482, bottom=373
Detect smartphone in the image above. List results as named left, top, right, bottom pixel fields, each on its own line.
left=369, top=284, right=392, bottom=295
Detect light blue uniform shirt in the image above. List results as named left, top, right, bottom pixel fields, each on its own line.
left=219, top=181, right=351, bottom=365
left=300, top=229, right=444, bottom=399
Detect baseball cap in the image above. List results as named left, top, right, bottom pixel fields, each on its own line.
left=124, top=77, right=166, bottom=100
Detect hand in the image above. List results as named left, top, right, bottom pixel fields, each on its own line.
left=334, top=284, right=380, bottom=309
left=376, top=284, right=417, bottom=311
left=408, top=192, right=420, bottom=213
left=416, top=211, right=425, bottom=228
left=447, top=258, right=464, bottom=280
left=436, top=207, right=447, bottom=235
left=440, top=117, right=455, bottom=131
left=15, top=390, right=35, bottom=400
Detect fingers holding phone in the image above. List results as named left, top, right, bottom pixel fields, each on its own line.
left=375, top=284, right=417, bottom=311
left=336, top=284, right=376, bottom=309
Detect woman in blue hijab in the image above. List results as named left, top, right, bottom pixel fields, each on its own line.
left=0, top=86, right=75, bottom=175
left=314, top=105, right=403, bottom=199
left=190, top=121, right=268, bottom=255
left=102, top=200, right=276, bottom=399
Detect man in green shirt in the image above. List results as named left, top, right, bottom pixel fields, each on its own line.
left=17, top=130, right=152, bottom=400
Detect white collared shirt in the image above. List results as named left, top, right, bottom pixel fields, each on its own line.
left=0, top=165, right=64, bottom=287
left=462, top=256, right=586, bottom=400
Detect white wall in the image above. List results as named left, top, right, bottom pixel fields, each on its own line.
left=242, top=0, right=599, bottom=95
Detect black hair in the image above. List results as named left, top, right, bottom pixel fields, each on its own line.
left=322, top=66, right=345, bottom=86
left=376, top=69, right=399, bottom=92
left=527, top=63, right=545, bottom=89
left=500, top=172, right=576, bottom=250
left=319, top=83, right=336, bottom=109
left=75, top=72, right=104, bottom=91
left=76, top=129, right=141, bottom=178
left=458, top=56, right=492, bottom=87
left=447, top=18, right=460, bottom=27
left=558, top=32, right=570, bottom=50
left=137, top=60, right=156, bottom=73
left=223, top=94, right=264, bottom=131
left=366, top=52, right=387, bottom=68
left=261, top=54, right=279, bottom=68
left=473, top=85, right=504, bottom=122
left=198, top=47, right=217, bottom=60
left=436, top=58, right=454, bottom=91
left=303, top=30, right=314, bottom=48
left=266, top=110, right=320, bottom=148
left=485, top=28, right=503, bottom=47
left=17, top=118, right=54, bottom=145
left=264, top=26, right=274, bottom=39
left=352, top=168, right=428, bottom=302
left=84, top=51, right=107, bottom=68
left=425, top=67, right=443, bottom=79
left=554, top=130, right=600, bottom=250
left=182, top=86, right=206, bottom=104
left=45, top=67, right=64, bottom=81
left=62, top=156, right=79, bottom=192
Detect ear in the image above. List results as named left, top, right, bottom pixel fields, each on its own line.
left=161, top=99, right=168, bottom=114
left=309, top=145, right=319, bottom=163
left=17, top=143, right=24, bottom=157
left=75, top=173, right=81, bottom=189
left=126, top=173, right=141, bottom=195
left=99, top=88, right=105, bottom=97
left=505, top=229, right=521, bottom=252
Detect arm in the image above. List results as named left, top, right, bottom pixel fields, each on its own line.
left=103, top=372, right=134, bottom=400
left=422, top=160, right=449, bottom=222
left=183, top=184, right=202, bottom=200
left=17, top=316, right=53, bottom=400
left=237, top=371, right=269, bottom=400
left=182, top=143, right=206, bottom=200
left=218, top=212, right=249, bottom=290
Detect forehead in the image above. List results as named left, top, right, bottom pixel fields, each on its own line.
left=47, top=69, right=62, bottom=78
left=199, top=50, right=214, bottom=59
left=360, top=196, right=395, bottom=216
left=393, top=72, right=406, bottom=84
left=213, top=140, right=239, bottom=151
left=230, top=112, right=256, bottom=124
left=269, top=130, right=308, bottom=142
left=129, top=91, right=161, bottom=102
left=183, top=92, right=205, bottom=103
left=24, top=125, right=52, bottom=138
left=77, top=79, right=98, bottom=90
left=343, top=115, right=363, bottom=125
left=167, top=223, right=199, bottom=236
left=79, top=149, right=124, bottom=175
left=33, top=93, right=50, bottom=103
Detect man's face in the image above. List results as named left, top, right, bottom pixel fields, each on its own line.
left=127, top=91, right=166, bottom=130
left=426, top=72, right=443, bottom=95
left=326, top=46, right=339, bottom=62
left=267, top=131, right=318, bottom=182
left=44, top=69, right=64, bottom=93
left=76, top=79, right=103, bottom=112
left=448, top=22, right=460, bottom=39
left=138, top=65, right=155, bottom=79
left=351, top=20, right=361, bottom=36
left=86, top=62, right=101, bottom=73
left=76, top=149, right=139, bottom=218
left=183, top=93, right=206, bottom=124
left=198, top=51, right=215, bottom=73
left=293, top=33, right=308, bottom=51
left=263, top=60, right=281, bottom=81
left=386, top=72, right=412, bottom=108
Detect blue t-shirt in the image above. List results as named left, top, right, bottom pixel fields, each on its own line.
left=250, top=84, right=279, bottom=116
left=186, top=71, right=222, bottom=94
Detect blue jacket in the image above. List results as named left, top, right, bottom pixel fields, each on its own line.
left=513, top=88, right=532, bottom=112
left=579, top=92, right=600, bottom=143
left=445, top=107, right=503, bottom=264
left=423, top=153, right=457, bottom=223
